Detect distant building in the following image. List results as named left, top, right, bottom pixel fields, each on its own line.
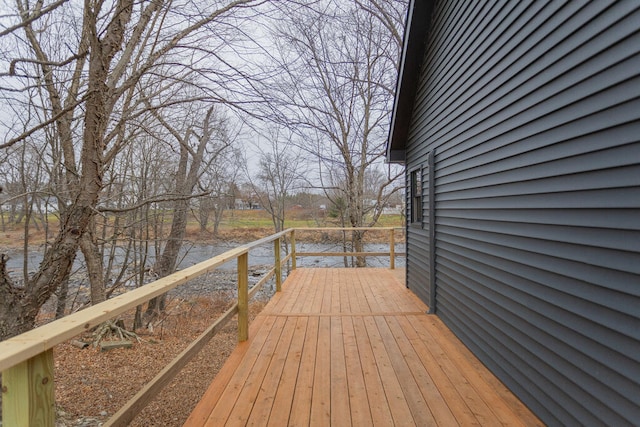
left=234, top=199, right=260, bottom=210
left=234, top=199, right=246, bottom=210
left=381, top=205, right=402, bottom=216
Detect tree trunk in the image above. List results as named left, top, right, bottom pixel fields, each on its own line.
left=146, top=107, right=213, bottom=318
left=146, top=198, right=189, bottom=315
left=0, top=255, right=33, bottom=340
left=0, top=0, right=134, bottom=342
left=0, top=203, right=90, bottom=341
left=55, top=273, right=70, bottom=319
left=212, top=205, right=226, bottom=236
left=199, top=208, right=210, bottom=232
left=80, top=231, right=106, bottom=305
left=352, top=229, right=366, bottom=267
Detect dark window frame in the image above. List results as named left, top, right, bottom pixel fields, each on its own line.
left=410, top=167, right=423, bottom=227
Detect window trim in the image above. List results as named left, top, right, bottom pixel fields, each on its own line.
left=410, top=166, right=423, bottom=227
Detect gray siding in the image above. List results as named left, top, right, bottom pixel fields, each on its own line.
left=404, top=1, right=640, bottom=425
left=406, top=160, right=432, bottom=306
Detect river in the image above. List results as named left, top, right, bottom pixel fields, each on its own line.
left=2, top=241, right=405, bottom=275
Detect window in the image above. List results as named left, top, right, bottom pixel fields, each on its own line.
left=410, top=168, right=423, bottom=225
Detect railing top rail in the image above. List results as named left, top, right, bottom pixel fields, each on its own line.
left=292, top=227, right=396, bottom=232
left=0, top=245, right=256, bottom=372
left=0, top=230, right=291, bottom=372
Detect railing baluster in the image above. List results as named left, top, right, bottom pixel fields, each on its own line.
left=238, top=252, right=249, bottom=342
left=274, top=237, right=282, bottom=292
left=390, top=228, right=396, bottom=270
left=291, top=230, right=297, bottom=270
left=2, top=348, right=55, bottom=427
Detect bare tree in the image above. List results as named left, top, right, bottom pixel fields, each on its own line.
left=197, top=145, right=243, bottom=235
left=145, top=103, right=233, bottom=317
left=0, top=0, right=265, bottom=341
left=246, top=126, right=304, bottom=232
left=265, top=0, right=407, bottom=266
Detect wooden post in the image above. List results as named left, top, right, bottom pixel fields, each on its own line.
left=274, top=237, right=282, bottom=292
left=2, top=349, right=55, bottom=427
left=291, top=229, right=297, bottom=270
left=390, top=228, right=396, bottom=270
left=237, top=252, right=249, bottom=342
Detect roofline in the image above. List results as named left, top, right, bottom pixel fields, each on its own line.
left=386, top=0, right=436, bottom=163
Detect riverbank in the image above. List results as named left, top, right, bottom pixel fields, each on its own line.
left=0, top=209, right=404, bottom=252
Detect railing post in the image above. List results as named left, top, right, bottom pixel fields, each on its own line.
left=238, top=252, right=249, bottom=342
left=274, top=237, right=282, bottom=292
left=2, top=349, right=55, bottom=427
left=390, top=228, right=396, bottom=270
left=291, top=229, right=297, bottom=270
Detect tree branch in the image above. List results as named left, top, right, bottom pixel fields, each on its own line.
left=0, top=0, right=69, bottom=37
left=97, top=190, right=213, bottom=214
left=8, top=52, right=87, bottom=76
left=0, top=96, right=86, bottom=149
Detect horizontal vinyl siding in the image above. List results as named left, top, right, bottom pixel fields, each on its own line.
left=406, top=231, right=429, bottom=304
left=404, top=1, right=640, bottom=426
left=406, top=165, right=431, bottom=306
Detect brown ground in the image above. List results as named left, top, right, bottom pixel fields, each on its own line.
left=53, top=296, right=267, bottom=427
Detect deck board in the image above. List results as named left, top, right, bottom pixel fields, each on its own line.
left=266, top=316, right=306, bottom=427
left=245, top=316, right=296, bottom=426
left=185, top=268, right=543, bottom=427
left=288, top=315, right=318, bottom=426
left=342, top=316, right=373, bottom=426
left=363, top=315, right=416, bottom=426
left=385, top=315, right=457, bottom=426
left=351, top=316, right=394, bottom=427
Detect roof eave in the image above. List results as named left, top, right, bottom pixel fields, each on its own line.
left=386, top=0, right=436, bottom=164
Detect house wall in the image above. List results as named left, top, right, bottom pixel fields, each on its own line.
left=404, top=1, right=640, bottom=425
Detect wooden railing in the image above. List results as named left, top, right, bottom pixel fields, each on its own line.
left=292, top=227, right=403, bottom=269
left=0, top=227, right=402, bottom=426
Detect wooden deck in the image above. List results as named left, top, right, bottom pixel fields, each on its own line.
left=184, top=268, right=542, bottom=426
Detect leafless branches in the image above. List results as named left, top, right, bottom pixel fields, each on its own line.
left=0, top=0, right=271, bottom=339
left=258, top=0, right=407, bottom=264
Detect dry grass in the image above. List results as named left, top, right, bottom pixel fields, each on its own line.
left=0, top=209, right=403, bottom=250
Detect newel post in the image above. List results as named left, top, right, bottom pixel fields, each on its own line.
left=2, top=349, right=55, bottom=427
left=389, top=228, right=396, bottom=270
left=274, top=237, right=282, bottom=292
left=238, top=252, right=249, bottom=342
left=291, top=230, right=297, bottom=270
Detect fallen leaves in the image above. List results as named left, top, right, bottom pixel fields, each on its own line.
left=54, top=296, right=267, bottom=426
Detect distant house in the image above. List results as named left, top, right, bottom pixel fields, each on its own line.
left=387, top=1, right=640, bottom=426
left=234, top=198, right=261, bottom=210
left=234, top=198, right=248, bottom=210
